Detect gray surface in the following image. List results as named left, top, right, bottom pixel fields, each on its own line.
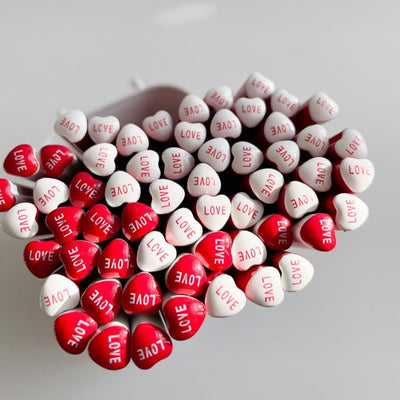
left=0, top=1, right=398, bottom=399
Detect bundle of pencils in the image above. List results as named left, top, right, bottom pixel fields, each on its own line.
left=0, top=73, right=374, bottom=370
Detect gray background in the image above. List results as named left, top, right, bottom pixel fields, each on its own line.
left=0, top=1, right=398, bottom=399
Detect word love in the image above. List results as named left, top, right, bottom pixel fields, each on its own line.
left=205, top=274, right=246, bottom=317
